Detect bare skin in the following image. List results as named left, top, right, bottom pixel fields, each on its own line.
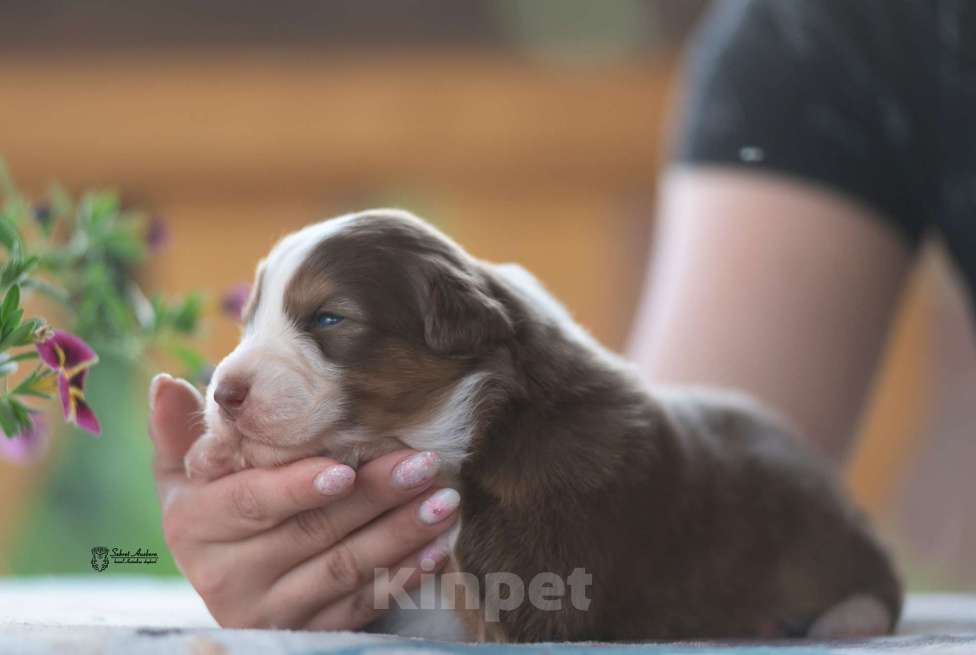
left=630, top=167, right=916, bottom=463
left=149, top=374, right=458, bottom=629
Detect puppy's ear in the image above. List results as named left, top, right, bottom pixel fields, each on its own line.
left=421, top=260, right=513, bottom=357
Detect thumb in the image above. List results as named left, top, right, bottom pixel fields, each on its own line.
left=149, top=373, right=206, bottom=478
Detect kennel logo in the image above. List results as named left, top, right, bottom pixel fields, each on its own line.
left=90, top=546, right=160, bottom=572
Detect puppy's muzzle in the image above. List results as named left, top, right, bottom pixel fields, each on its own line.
left=214, top=376, right=251, bottom=419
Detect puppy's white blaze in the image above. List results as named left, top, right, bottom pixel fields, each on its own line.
left=249, top=213, right=360, bottom=342
left=398, top=372, right=489, bottom=473
left=205, top=215, right=362, bottom=453
left=248, top=209, right=425, bottom=341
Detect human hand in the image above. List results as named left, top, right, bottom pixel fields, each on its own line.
left=149, top=373, right=459, bottom=629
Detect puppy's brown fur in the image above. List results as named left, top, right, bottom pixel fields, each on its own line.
left=198, top=210, right=902, bottom=642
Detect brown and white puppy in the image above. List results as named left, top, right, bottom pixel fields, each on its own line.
left=186, top=209, right=902, bottom=642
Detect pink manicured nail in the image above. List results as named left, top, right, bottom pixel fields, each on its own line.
left=419, top=537, right=452, bottom=572
left=392, top=451, right=440, bottom=489
left=418, top=488, right=460, bottom=525
left=314, top=465, right=355, bottom=495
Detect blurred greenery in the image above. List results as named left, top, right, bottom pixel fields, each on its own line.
left=0, top=160, right=206, bottom=576
left=9, top=354, right=178, bottom=576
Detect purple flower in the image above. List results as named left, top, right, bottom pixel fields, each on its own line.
left=35, top=330, right=101, bottom=435
left=146, top=215, right=169, bottom=253
left=0, top=414, right=49, bottom=464
left=221, top=283, right=251, bottom=321
left=32, top=203, right=53, bottom=227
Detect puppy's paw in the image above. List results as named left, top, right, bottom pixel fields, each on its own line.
left=807, top=594, right=892, bottom=640
left=184, top=435, right=244, bottom=482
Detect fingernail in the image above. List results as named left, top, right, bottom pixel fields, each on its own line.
left=392, top=451, right=440, bottom=489
left=418, top=488, right=460, bottom=525
left=419, top=535, right=452, bottom=572
left=148, top=373, right=173, bottom=413
left=314, top=465, right=355, bottom=495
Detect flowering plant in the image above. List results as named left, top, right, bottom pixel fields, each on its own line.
left=0, top=161, right=204, bottom=461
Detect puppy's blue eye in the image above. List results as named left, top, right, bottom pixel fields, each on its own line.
left=316, top=312, right=345, bottom=327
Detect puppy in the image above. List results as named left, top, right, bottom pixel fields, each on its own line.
left=186, top=209, right=902, bottom=642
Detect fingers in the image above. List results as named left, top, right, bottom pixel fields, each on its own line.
left=162, top=456, right=363, bottom=617
left=216, top=531, right=452, bottom=630
left=166, top=456, right=357, bottom=543
left=303, top=535, right=453, bottom=631
left=250, top=450, right=443, bottom=567
left=167, top=449, right=441, bottom=545
left=269, top=484, right=460, bottom=625
left=171, top=448, right=458, bottom=631
left=149, top=374, right=206, bottom=478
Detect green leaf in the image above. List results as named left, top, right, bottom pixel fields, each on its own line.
left=0, top=218, right=19, bottom=252
left=171, top=293, right=202, bottom=334
left=102, top=227, right=146, bottom=265
left=12, top=366, right=55, bottom=400
left=2, top=196, right=28, bottom=226
left=5, top=318, right=40, bottom=348
left=0, top=397, right=20, bottom=437
left=89, top=191, right=120, bottom=223
left=6, top=350, right=38, bottom=364
left=76, top=190, right=121, bottom=232
left=0, top=254, right=37, bottom=291
left=0, top=258, right=21, bottom=290
left=150, top=295, right=168, bottom=332
left=1, top=284, right=20, bottom=326
left=21, top=277, right=69, bottom=305
left=20, top=255, right=39, bottom=276
left=2, top=309, right=23, bottom=340
left=0, top=320, right=44, bottom=352
left=9, top=398, right=32, bottom=433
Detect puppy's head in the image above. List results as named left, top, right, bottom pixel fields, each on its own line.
left=188, top=209, right=513, bottom=479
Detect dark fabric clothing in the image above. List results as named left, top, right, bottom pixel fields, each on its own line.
left=675, top=0, right=976, bottom=307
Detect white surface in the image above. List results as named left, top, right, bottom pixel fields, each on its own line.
left=1, top=578, right=975, bottom=654
left=0, top=577, right=215, bottom=627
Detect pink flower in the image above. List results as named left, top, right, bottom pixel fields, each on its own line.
left=35, top=330, right=101, bottom=435
left=0, top=413, right=49, bottom=464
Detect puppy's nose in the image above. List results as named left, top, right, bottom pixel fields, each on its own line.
left=214, top=378, right=250, bottom=416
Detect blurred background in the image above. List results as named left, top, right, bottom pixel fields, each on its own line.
left=0, top=0, right=972, bottom=590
